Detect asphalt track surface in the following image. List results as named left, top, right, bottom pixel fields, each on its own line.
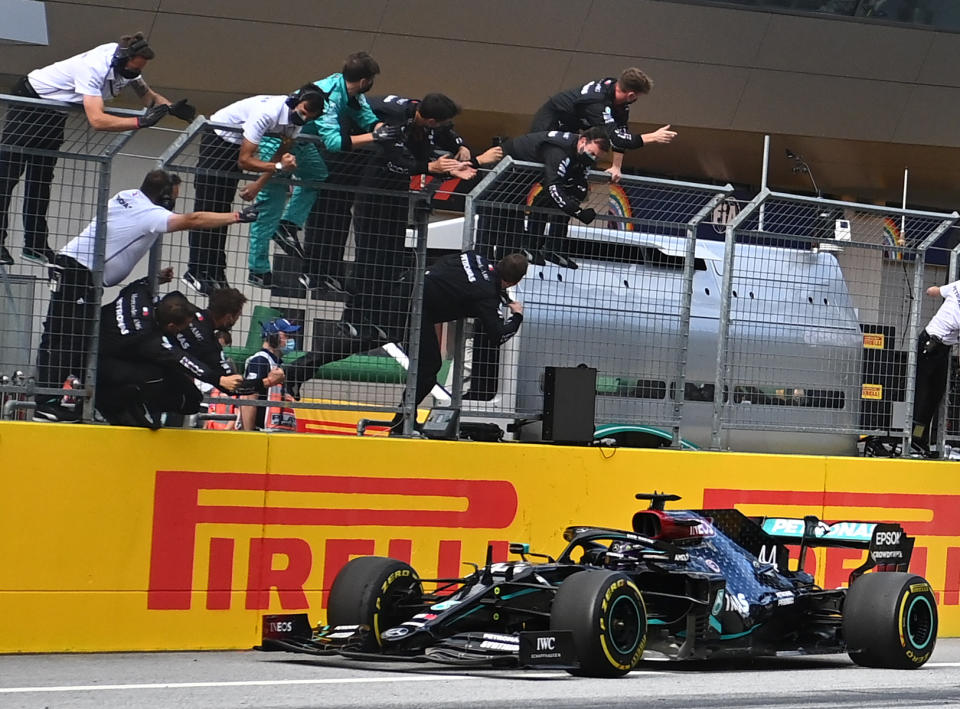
left=3, top=640, right=960, bottom=709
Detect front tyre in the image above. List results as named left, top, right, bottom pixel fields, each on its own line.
left=327, top=556, right=423, bottom=652
left=843, top=572, right=937, bottom=669
left=550, top=570, right=647, bottom=677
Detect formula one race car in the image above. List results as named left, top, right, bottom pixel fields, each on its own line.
left=260, top=493, right=937, bottom=677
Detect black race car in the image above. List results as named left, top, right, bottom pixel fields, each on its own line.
left=260, top=493, right=937, bottom=677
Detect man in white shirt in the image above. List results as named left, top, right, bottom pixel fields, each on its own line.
left=33, top=169, right=257, bottom=423
left=910, top=281, right=960, bottom=454
left=183, top=86, right=326, bottom=295
left=0, top=33, right=195, bottom=266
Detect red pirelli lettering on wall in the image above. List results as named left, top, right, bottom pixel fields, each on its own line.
left=148, top=471, right=518, bottom=610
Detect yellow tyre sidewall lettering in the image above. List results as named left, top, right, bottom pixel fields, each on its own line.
left=375, top=569, right=412, bottom=647
left=598, top=578, right=646, bottom=671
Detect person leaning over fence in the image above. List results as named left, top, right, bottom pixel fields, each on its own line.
left=345, top=93, right=479, bottom=344
left=530, top=68, right=675, bottom=183
left=388, top=250, right=527, bottom=434
left=909, top=281, right=960, bottom=457
left=262, top=52, right=383, bottom=286
left=0, top=32, right=196, bottom=266
left=174, top=287, right=247, bottom=379
left=95, top=280, right=243, bottom=428
left=182, top=86, right=326, bottom=295
left=32, top=169, right=258, bottom=423
left=238, top=318, right=294, bottom=432
left=477, top=127, right=609, bottom=270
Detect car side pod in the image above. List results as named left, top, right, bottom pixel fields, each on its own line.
left=843, top=572, right=938, bottom=669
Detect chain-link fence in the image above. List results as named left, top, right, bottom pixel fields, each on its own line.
left=457, top=157, right=732, bottom=446
left=0, top=94, right=135, bottom=421
left=711, top=189, right=956, bottom=453
left=156, top=118, right=434, bottom=433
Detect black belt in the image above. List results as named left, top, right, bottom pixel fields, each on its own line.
left=12, top=75, right=41, bottom=99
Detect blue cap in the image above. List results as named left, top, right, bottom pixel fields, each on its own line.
left=261, top=317, right=300, bottom=336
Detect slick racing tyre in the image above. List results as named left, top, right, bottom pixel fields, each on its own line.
left=843, top=571, right=937, bottom=669
left=327, top=556, right=423, bottom=652
left=550, top=570, right=647, bottom=677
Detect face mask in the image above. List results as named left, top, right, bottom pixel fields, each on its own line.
left=283, top=338, right=296, bottom=353
left=118, top=66, right=141, bottom=80
left=578, top=149, right=597, bottom=167
left=158, top=196, right=175, bottom=210
left=290, top=109, right=307, bottom=126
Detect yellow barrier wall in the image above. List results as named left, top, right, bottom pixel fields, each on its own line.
left=2, top=421, right=960, bottom=653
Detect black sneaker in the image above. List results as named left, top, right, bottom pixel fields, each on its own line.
left=182, top=269, right=216, bottom=295
left=541, top=250, right=579, bottom=269
left=22, top=246, right=55, bottom=265
left=272, top=221, right=305, bottom=260
left=299, top=272, right=346, bottom=294
left=0, top=245, right=12, bottom=266
left=211, top=270, right=230, bottom=290
left=248, top=270, right=273, bottom=288
left=32, top=401, right=81, bottom=423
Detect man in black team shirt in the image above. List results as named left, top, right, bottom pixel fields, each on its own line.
left=389, top=250, right=527, bottom=433
left=530, top=67, right=676, bottom=182
left=477, top=127, right=610, bottom=269
left=95, top=279, right=242, bottom=427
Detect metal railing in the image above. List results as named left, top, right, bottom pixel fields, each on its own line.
left=3, top=92, right=960, bottom=457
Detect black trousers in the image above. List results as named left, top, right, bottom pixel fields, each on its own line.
left=912, top=330, right=952, bottom=444
left=35, top=254, right=97, bottom=404
left=188, top=131, right=241, bottom=276
left=529, top=104, right=563, bottom=133
left=302, top=151, right=368, bottom=281
left=350, top=176, right=414, bottom=342
left=528, top=190, right=573, bottom=252
left=0, top=76, right=67, bottom=251
left=96, top=359, right=203, bottom=418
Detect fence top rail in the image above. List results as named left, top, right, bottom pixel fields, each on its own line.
left=765, top=188, right=959, bottom=222
left=0, top=92, right=139, bottom=159
left=508, top=159, right=734, bottom=196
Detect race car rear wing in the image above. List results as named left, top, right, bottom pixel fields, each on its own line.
left=759, top=516, right=914, bottom=581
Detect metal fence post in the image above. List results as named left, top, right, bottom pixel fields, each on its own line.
left=712, top=189, right=769, bottom=450
left=401, top=191, right=432, bottom=435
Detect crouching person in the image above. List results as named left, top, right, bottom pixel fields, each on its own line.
left=95, top=279, right=242, bottom=427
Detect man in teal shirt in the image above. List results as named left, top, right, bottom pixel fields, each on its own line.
left=253, top=52, right=382, bottom=282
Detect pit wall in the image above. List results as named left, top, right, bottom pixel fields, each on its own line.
left=2, top=421, right=958, bottom=653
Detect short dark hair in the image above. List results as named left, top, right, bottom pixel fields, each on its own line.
left=119, top=32, right=155, bottom=60
left=294, top=83, right=327, bottom=113
left=139, top=170, right=180, bottom=205
left=418, top=93, right=460, bottom=122
left=497, top=253, right=529, bottom=284
left=342, top=51, right=380, bottom=82
left=207, top=287, right=247, bottom=319
left=581, top=126, right=611, bottom=152
left=618, top=67, right=652, bottom=95
left=156, top=293, right=196, bottom=329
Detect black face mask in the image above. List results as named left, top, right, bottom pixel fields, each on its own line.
left=158, top=193, right=175, bottom=210
left=289, top=109, right=307, bottom=126
left=118, top=66, right=141, bottom=80
left=578, top=150, right=597, bottom=167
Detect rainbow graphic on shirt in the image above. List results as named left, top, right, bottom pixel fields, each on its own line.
left=525, top=183, right=543, bottom=205
left=882, top=216, right=904, bottom=260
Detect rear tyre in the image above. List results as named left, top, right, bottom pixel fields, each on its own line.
left=550, top=570, right=647, bottom=677
left=327, top=556, right=423, bottom=652
left=843, top=571, right=937, bottom=669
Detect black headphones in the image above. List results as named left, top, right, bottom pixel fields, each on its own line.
left=267, top=332, right=281, bottom=348
left=111, top=34, right=151, bottom=72
left=157, top=172, right=177, bottom=210
left=285, top=85, right=326, bottom=109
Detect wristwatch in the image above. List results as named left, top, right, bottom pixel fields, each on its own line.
left=274, top=161, right=283, bottom=171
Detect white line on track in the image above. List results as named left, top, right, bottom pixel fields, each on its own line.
left=0, top=676, right=472, bottom=694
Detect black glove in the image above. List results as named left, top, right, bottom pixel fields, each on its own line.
left=168, top=98, right=197, bottom=122
left=372, top=123, right=404, bottom=143
left=575, top=207, right=597, bottom=225
left=136, top=104, right=169, bottom=129
left=236, top=205, right=260, bottom=223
